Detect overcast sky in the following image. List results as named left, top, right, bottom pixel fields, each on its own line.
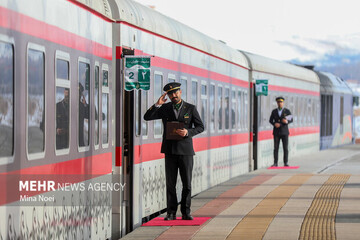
left=133, top=0, right=360, bottom=63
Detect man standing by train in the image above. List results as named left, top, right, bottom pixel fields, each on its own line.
left=269, top=97, right=293, bottom=167
left=144, top=82, right=204, bottom=220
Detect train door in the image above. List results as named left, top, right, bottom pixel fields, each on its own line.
left=119, top=48, right=135, bottom=235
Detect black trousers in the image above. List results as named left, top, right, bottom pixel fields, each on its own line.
left=164, top=154, right=193, bottom=215
left=273, top=135, right=289, bottom=164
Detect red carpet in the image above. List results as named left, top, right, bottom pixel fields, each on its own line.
left=267, top=166, right=300, bottom=169
left=142, top=217, right=211, bottom=226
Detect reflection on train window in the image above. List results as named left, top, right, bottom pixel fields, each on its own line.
left=180, top=77, right=187, bottom=101
left=154, top=73, right=163, bottom=137
left=225, top=88, right=230, bottom=130
left=201, top=82, right=207, bottom=131
left=168, top=75, right=175, bottom=83
left=55, top=57, right=70, bottom=151
left=102, top=69, right=109, bottom=145
left=141, top=90, right=148, bottom=137
left=191, top=80, right=198, bottom=106
left=102, top=93, right=109, bottom=144
left=218, top=86, right=223, bottom=130
left=56, top=87, right=70, bottom=150
left=78, top=61, right=90, bottom=147
left=244, top=91, right=248, bottom=130
left=297, top=97, right=302, bottom=126
left=0, top=41, right=14, bottom=158
left=340, top=96, right=344, bottom=134
left=27, top=48, right=45, bottom=154
left=94, top=65, right=100, bottom=146
left=209, top=84, right=215, bottom=132
left=56, top=58, right=69, bottom=79
left=231, top=90, right=236, bottom=129
left=237, top=91, right=242, bottom=130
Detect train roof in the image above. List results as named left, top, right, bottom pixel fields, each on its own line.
left=241, top=51, right=320, bottom=84
left=109, top=0, right=249, bottom=69
left=316, top=71, right=353, bottom=95
left=72, top=0, right=114, bottom=20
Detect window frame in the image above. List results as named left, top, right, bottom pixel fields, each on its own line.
left=200, top=80, right=208, bottom=134
left=191, top=78, right=198, bottom=106
left=180, top=76, right=188, bottom=102
left=101, top=63, right=110, bottom=148
left=153, top=71, right=163, bottom=139
left=26, top=42, right=46, bottom=161
left=77, top=57, right=91, bottom=152
left=0, top=34, right=15, bottom=165
left=55, top=50, right=71, bottom=155
left=94, top=61, right=100, bottom=149
left=209, top=83, right=216, bottom=133
left=168, top=73, right=176, bottom=83
left=217, top=84, right=223, bottom=132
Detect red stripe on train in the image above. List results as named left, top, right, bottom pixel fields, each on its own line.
left=0, top=6, right=112, bottom=60
left=268, top=85, right=320, bottom=96
left=133, top=133, right=249, bottom=164
left=0, top=152, right=112, bottom=205
left=258, top=126, right=320, bottom=141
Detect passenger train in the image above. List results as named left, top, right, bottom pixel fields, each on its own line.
left=0, top=0, right=355, bottom=239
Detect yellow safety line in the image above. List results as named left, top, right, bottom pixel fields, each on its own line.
left=226, top=174, right=312, bottom=240
left=299, top=174, right=350, bottom=240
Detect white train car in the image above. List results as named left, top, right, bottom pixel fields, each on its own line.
left=242, top=52, right=320, bottom=169
left=109, top=0, right=251, bottom=234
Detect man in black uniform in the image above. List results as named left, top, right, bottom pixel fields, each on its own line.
left=269, top=97, right=293, bottom=167
left=144, top=82, right=204, bottom=220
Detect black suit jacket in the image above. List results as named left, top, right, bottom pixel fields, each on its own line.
left=269, top=108, right=293, bottom=136
left=144, top=101, right=204, bottom=155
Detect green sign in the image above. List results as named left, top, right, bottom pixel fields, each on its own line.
left=125, top=56, right=151, bottom=91
left=255, top=79, right=268, bottom=96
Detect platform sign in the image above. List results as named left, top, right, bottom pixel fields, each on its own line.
left=255, top=79, right=268, bottom=96
left=125, top=56, right=151, bottom=91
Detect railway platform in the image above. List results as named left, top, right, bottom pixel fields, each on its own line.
left=121, top=144, right=360, bottom=240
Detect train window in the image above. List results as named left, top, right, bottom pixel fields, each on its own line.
left=102, top=66, right=109, bottom=146
left=141, top=90, right=148, bottom=138
left=218, top=85, right=223, bottom=131
left=0, top=40, right=14, bottom=161
left=298, top=97, right=303, bottom=126
left=94, top=64, right=100, bottom=147
left=191, top=79, right=198, bottom=106
left=244, top=91, right=248, bottom=130
left=328, top=95, right=333, bottom=136
left=340, top=96, right=344, bottom=134
left=27, top=45, right=45, bottom=157
left=180, top=77, right=187, bottom=101
left=225, top=87, right=230, bottom=130
left=237, top=90, right=242, bottom=130
left=78, top=59, right=90, bottom=149
left=321, top=95, right=326, bottom=136
left=168, top=74, right=176, bottom=83
left=293, top=97, right=297, bottom=126
left=209, top=84, right=215, bottom=132
left=55, top=51, right=70, bottom=153
left=201, top=81, right=207, bottom=132
left=154, top=73, right=163, bottom=138
left=231, top=89, right=236, bottom=130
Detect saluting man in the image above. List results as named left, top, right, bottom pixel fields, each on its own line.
left=144, top=82, right=204, bottom=220
left=269, top=97, right=293, bottom=167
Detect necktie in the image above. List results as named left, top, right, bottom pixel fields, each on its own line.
left=174, top=102, right=181, bottom=111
